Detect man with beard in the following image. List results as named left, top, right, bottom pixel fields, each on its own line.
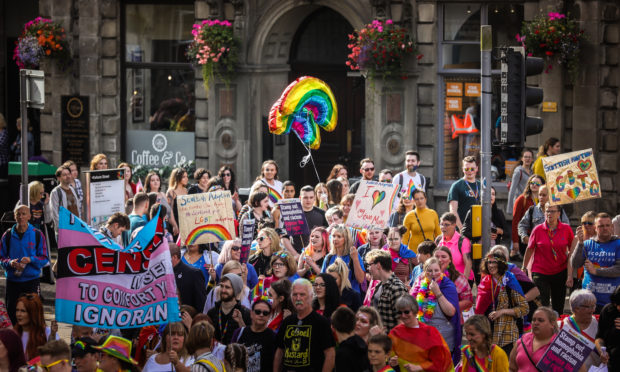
left=232, top=299, right=276, bottom=372
left=392, top=150, right=427, bottom=207
left=274, top=278, right=335, bottom=372
left=207, top=273, right=252, bottom=345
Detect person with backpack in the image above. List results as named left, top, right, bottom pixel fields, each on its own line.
left=50, top=165, right=81, bottom=234
left=475, top=252, right=528, bottom=357
left=510, top=174, right=544, bottom=259
left=517, top=185, right=570, bottom=246
left=0, top=204, right=48, bottom=325
left=392, top=150, right=427, bottom=207
left=436, top=212, right=474, bottom=283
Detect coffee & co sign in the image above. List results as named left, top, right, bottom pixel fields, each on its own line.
left=126, top=130, right=195, bottom=167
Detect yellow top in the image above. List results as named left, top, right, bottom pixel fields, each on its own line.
left=460, top=344, right=509, bottom=372
left=402, top=207, right=441, bottom=253
left=532, top=155, right=547, bottom=181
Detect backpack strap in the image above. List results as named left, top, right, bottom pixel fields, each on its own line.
left=2, top=228, right=12, bottom=252
left=457, top=235, right=465, bottom=257
left=196, top=358, right=226, bottom=372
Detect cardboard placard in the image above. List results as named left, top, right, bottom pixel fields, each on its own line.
left=346, top=180, right=400, bottom=230
left=542, top=149, right=601, bottom=205
left=278, top=199, right=310, bottom=236
left=177, top=191, right=237, bottom=245
left=536, top=326, right=595, bottom=372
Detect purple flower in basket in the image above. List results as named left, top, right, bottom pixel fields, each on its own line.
left=13, top=36, right=43, bottom=69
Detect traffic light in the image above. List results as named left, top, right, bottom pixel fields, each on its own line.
left=500, top=47, right=545, bottom=146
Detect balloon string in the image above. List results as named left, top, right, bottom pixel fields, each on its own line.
left=293, top=131, right=321, bottom=184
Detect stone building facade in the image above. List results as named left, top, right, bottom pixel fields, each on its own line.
left=1, top=0, right=618, bottom=217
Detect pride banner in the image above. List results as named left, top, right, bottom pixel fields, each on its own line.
left=55, top=207, right=180, bottom=328
left=177, top=190, right=236, bottom=245
left=542, top=149, right=601, bottom=205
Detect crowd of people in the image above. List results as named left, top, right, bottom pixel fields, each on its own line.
left=0, top=140, right=619, bottom=372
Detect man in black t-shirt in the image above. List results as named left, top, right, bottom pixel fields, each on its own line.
left=274, top=278, right=335, bottom=372
left=232, top=299, right=276, bottom=372
left=292, top=186, right=328, bottom=252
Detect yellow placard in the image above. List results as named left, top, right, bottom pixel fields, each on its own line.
left=465, top=83, right=481, bottom=97
left=542, top=101, right=558, bottom=112
left=446, top=82, right=463, bottom=96
left=542, top=149, right=601, bottom=206
left=446, top=97, right=462, bottom=111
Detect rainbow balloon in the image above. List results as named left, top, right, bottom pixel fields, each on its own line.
left=185, top=224, right=232, bottom=245
left=268, top=76, right=338, bottom=150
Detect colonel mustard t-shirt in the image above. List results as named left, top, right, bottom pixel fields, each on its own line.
left=275, top=311, right=335, bottom=371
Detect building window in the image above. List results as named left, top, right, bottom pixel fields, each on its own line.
left=123, top=3, right=195, bottom=132
left=122, top=2, right=196, bottom=168
left=438, top=3, right=524, bottom=184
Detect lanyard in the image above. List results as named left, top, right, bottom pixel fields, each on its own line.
left=545, top=223, right=559, bottom=261
left=568, top=316, right=596, bottom=343
left=464, top=179, right=480, bottom=201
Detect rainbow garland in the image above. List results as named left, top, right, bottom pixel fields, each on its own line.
left=461, top=344, right=492, bottom=372
left=416, top=274, right=442, bottom=323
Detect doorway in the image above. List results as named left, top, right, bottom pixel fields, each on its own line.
left=288, top=7, right=365, bottom=187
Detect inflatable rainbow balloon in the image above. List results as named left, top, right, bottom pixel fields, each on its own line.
left=185, top=224, right=232, bottom=245
left=268, top=76, right=338, bottom=150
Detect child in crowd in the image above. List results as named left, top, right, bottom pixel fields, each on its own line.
left=367, top=334, right=395, bottom=372
left=410, top=240, right=437, bottom=287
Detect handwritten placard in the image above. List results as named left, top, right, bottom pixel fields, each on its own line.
left=278, top=199, right=310, bottom=236
left=177, top=191, right=236, bottom=245
left=346, top=180, right=400, bottom=230
left=542, top=149, right=601, bottom=206
left=536, top=326, right=595, bottom=372
left=239, top=219, right=255, bottom=264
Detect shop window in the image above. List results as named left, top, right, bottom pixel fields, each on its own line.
left=123, top=3, right=195, bottom=132
left=438, top=3, right=524, bottom=184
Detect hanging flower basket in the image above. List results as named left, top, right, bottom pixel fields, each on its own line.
left=186, top=19, right=240, bottom=96
left=516, top=12, right=586, bottom=82
left=13, top=17, right=71, bottom=70
left=346, top=19, right=420, bottom=85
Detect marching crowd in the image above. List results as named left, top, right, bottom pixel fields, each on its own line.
left=1, top=138, right=620, bottom=372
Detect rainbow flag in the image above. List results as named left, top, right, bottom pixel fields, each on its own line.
left=267, top=186, right=282, bottom=204
left=348, top=227, right=367, bottom=248
left=135, top=179, right=144, bottom=193
left=406, top=179, right=416, bottom=198
left=250, top=277, right=266, bottom=302
left=389, top=323, right=454, bottom=372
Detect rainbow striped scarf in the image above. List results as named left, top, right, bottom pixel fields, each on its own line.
left=461, top=345, right=492, bottom=372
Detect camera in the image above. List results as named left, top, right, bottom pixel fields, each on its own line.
left=491, top=227, right=497, bottom=234
left=275, top=227, right=287, bottom=237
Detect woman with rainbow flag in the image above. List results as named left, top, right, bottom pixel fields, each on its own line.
left=457, top=315, right=509, bottom=372
left=388, top=294, right=454, bottom=372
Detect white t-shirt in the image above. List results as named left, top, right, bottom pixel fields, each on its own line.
left=143, top=353, right=195, bottom=371
left=249, top=178, right=283, bottom=208
left=21, top=327, right=59, bottom=354
left=392, top=171, right=426, bottom=208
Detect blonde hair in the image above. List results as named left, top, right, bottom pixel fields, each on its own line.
left=256, top=228, right=281, bottom=255
left=28, top=181, right=45, bottom=204
left=423, top=257, right=440, bottom=272
left=329, top=224, right=352, bottom=256
left=89, top=153, right=108, bottom=170
left=326, top=258, right=352, bottom=292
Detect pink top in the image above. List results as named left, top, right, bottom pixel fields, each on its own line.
left=437, top=232, right=474, bottom=280
left=515, top=332, right=555, bottom=372
left=528, top=222, right=573, bottom=275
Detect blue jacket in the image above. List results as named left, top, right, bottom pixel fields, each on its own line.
left=0, top=224, right=48, bottom=282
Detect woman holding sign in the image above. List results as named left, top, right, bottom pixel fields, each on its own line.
left=562, top=290, right=601, bottom=370
left=532, top=137, right=561, bottom=181
left=509, top=307, right=560, bottom=372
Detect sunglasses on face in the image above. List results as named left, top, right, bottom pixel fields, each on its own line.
left=231, top=246, right=241, bottom=251
left=463, top=167, right=476, bottom=172
left=257, top=236, right=267, bottom=242
left=530, top=181, right=542, bottom=186
left=397, top=310, right=412, bottom=315
left=223, top=173, right=231, bottom=177
left=253, top=309, right=270, bottom=316
left=362, top=167, right=375, bottom=172
left=582, top=221, right=594, bottom=226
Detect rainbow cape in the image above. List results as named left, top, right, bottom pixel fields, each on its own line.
left=389, top=323, right=454, bottom=372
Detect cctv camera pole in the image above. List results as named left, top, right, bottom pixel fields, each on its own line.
left=480, top=26, right=492, bottom=254
left=19, top=70, right=29, bottom=206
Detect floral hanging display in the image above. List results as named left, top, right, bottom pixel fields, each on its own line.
left=516, top=12, right=586, bottom=81
left=346, top=19, right=420, bottom=84
left=186, top=19, right=240, bottom=96
left=13, top=17, right=71, bottom=70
